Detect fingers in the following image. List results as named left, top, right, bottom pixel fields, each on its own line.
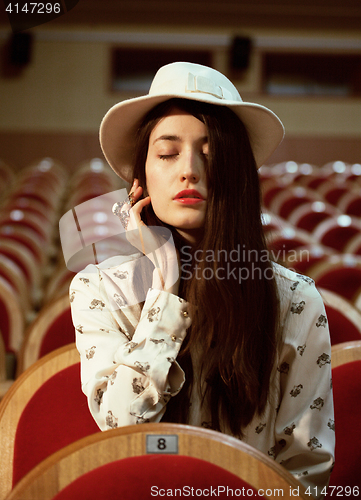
left=128, top=178, right=151, bottom=229
left=128, top=179, right=142, bottom=206
left=113, top=179, right=151, bottom=230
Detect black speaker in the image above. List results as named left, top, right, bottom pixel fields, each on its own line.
left=9, top=33, right=33, bottom=67
left=231, top=36, right=252, bottom=71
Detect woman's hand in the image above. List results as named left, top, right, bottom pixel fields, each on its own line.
left=126, top=178, right=151, bottom=232
left=113, top=179, right=180, bottom=295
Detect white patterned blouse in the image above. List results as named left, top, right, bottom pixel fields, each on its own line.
left=70, top=255, right=335, bottom=497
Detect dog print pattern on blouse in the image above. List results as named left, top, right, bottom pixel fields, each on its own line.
left=70, top=258, right=334, bottom=499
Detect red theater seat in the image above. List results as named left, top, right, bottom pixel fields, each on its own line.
left=0, top=332, right=13, bottom=400
left=0, top=344, right=100, bottom=500
left=308, top=255, right=361, bottom=302
left=288, top=201, right=338, bottom=233
left=266, top=227, right=317, bottom=263
left=17, top=293, right=74, bottom=375
left=261, top=178, right=288, bottom=209
left=343, top=232, right=361, bottom=255
left=318, top=288, right=361, bottom=345
left=283, top=244, right=335, bottom=275
left=269, top=187, right=319, bottom=220
left=318, top=180, right=355, bottom=206
left=50, top=456, right=256, bottom=500
left=312, top=216, right=361, bottom=252
left=0, top=276, right=24, bottom=354
left=329, top=341, right=361, bottom=488
left=5, top=423, right=308, bottom=500
left=338, top=191, right=361, bottom=217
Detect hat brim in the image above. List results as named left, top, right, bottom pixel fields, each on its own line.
left=100, top=92, right=285, bottom=183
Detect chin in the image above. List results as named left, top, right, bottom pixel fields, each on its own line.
left=173, top=222, right=204, bottom=232
left=157, top=215, right=204, bottom=230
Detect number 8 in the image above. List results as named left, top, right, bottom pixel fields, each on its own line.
left=157, top=438, right=167, bottom=450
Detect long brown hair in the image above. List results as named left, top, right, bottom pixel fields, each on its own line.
left=133, top=98, right=280, bottom=437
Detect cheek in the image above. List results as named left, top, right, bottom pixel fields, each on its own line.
left=145, top=171, right=157, bottom=198
left=144, top=166, right=151, bottom=196
left=145, top=161, right=166, bottom=197
left=145, top=171, right=168, bottom=220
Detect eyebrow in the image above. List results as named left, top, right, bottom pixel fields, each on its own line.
left=152, top=135, right=182, bottom=145
left=152, top=135, right=208, bottom=145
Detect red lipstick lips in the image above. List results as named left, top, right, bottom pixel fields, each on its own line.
left=174, top=189, right=205, bottom=205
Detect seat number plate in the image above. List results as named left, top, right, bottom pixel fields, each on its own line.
left=146, top=435, right=179, bottom=454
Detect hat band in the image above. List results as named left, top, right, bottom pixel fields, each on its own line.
left=186, top=72, right=237, bottom=101
left=186, top=73, right=225, bottom=99
left=150, top=72, right=237, bottom=101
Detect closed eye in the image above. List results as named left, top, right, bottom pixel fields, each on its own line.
left=159, top=154, right=178, bottom=160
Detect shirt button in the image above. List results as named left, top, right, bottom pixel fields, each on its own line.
left=182, top=310, right=189, bottom=318
left=171, top=335, right=177, bottom=342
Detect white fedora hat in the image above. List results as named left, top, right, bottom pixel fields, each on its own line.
left=100, top=61, right=285, bottom=182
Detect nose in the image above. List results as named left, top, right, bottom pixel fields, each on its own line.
left=179, top=150, right=203, bottom=184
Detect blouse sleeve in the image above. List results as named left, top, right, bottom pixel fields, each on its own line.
left=69, top=257, right=191, bottom=431
left=274, top=274, right=335, bottom=498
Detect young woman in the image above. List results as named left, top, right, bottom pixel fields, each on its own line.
left=70, top=62, right=334, bottom=495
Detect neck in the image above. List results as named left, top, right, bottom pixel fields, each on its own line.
left=176, top=228, right=203, bottom=246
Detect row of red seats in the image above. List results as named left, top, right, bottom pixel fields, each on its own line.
left=0, top=158, right=123, bottom=387
left=260, top=160, right=361, bottom=346
left=48, top=158, right=127, bottom=302
left=0, top=159, right=68, bottom=355
left=15, top=159, right=127, bottom=374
